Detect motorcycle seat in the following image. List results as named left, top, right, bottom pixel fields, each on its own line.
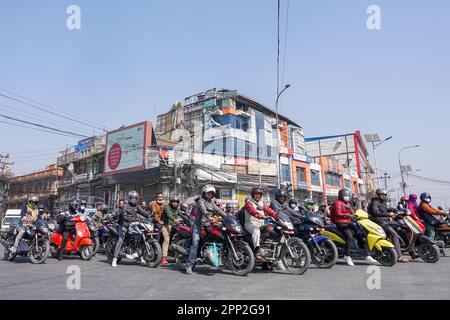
left=324, top=225, right=347, bottom=240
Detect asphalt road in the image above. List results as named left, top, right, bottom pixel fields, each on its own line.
left=1, top=247, right=449, bottom=300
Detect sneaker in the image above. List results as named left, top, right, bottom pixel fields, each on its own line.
left=344, top=255, right=355, bottom=266
left=185, top=264, right=193, bottom=275
left=140, top=257, right=146, bottom=265
left=125, top=252, right=139, bottom=260
left=10, top=246, right=17, bottom=254
left=161, top=257, right=168, bottom=265
left=365, top=256, right=378, bottom=265
left=112, top=258, right=118, bottom=268
left=398, top=256, right=410, bottom=263
left=274, top=260, right=286, bottom=271
left=57, top=252, right=63, bottom=261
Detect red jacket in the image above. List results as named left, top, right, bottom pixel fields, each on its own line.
left=330, top=200, right=354, bottom=224
left=244, top=201, right=278, bottom=219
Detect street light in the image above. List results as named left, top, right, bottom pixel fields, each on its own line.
left=398, top=145, right=420, bottom=197
left=275, top=84, right=291, bottom=189
left=364, top=134, right=393, bottom=188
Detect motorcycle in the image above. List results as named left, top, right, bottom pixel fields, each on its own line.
left=86, top=216, right=100, bottom=256
left=0, top=219, right=50, bottom=264
left=243, top=212, right=311, bottom=275
left=435, top=213, right=450, bottom=255
left=172, top=215, right=255, bottom=276
left=50, top=213, right=94, bottom=260
left=321, top=209, right=398, bottom=266
left=105, top=219, right=162, bottom=268
left=293, top=210, right=338, bottom=269
left=390, top=209, right=440, bottom=263
left=166, top=221, right=193, bottom=262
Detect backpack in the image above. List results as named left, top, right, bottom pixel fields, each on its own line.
left=236, top=207, right=246, bottom=227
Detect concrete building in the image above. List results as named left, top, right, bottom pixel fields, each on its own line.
left=305, top=131, right=375, bottom=203
left=8, top=164, right=63, bottom=210
left=156, top=88, right=309, bottom=206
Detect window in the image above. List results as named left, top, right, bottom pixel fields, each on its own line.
left=325, top=173, right=342, bottom=187
left=281, top=164, right=291, bottom=182
left=345, top=179, right=352, bottom=189
left=296, top=168, right=306, bottom=182
left=310, top=170, right=321, bottom=186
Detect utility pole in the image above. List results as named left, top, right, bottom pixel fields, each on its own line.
left=0, top=153, right=14, bottom=215
left=382, top=173, right=391, bottom=191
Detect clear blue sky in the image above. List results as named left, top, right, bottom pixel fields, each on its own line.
left=1, top=1, right=449, bottom=203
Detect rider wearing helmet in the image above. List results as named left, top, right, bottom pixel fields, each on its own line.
left=55, top=198, right=80, bottom=260
left=10, top=196, right=41, bottom=254
left=244, top=186, right=278, bottom=260
left=161, top=195, right=182, bottom=265
left=111, top=190, right=150, bottom=267
left=185, top=184, right=226, bottom=274
left=351, top=193, right=360, bottom=211
left=330, top=189, right=378, bottom=266
left=317, top=201, right=330, bottom=224
left=288, top=199, right=298, bottom=211
left=369, top=189, right=409, bottom=263
left=179, top=202, right=190, bottom=224
left=225, top=203, right=235, bottom=216
left=304, top=198, right=315, bottom=212
left=78, top=200, right=88, bottom=214
left=418, top=192, right=446, bottom=240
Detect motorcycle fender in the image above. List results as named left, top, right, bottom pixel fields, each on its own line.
left=418, top=234, right=434, bottom=244
left=79, top=238, right=93, bottom=246
left=312, top=235, right=329, bottom=245
left=374, top=239, right=395, bottom=251
left=51, top=232, right=62, bottom=245
left=321, top=230, right=345, bottom=245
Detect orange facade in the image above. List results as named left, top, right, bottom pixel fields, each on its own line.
left=291, top=160, right=311, bottom=191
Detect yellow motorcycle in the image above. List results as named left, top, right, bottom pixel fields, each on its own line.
left=321, top=210, right=398, bottom=266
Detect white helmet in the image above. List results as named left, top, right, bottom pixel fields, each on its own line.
left=202, top=184, right=216, bottom=195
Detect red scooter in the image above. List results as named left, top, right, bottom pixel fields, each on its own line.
left=50, top=214, right=94, bottom=260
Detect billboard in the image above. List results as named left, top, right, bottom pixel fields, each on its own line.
left=104, top=121, right=153, bottom=175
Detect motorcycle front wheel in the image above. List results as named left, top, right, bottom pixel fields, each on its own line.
left=418, top=243, right=440, bottom=263
left=374, top=247, right=398, bottom=267
left=143, top=240, right=162, bottom=268
left=280, top=237, right=311, bottom=275
left=79, top=245, right=94, bottom=261
left=227, top=242, right=255, bottom=276
left=310, top=238, right=338, bottom=269
left=30, top=238, right=50, bottom=264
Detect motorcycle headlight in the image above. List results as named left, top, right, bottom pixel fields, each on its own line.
left=286, top=222, right=294, bottom=230
left=234, top=225, right=242, bottom=233
left=144, top=223, right=154, bottom=232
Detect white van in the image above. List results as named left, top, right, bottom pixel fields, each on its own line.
left=1, top=209, right=22, bottom=234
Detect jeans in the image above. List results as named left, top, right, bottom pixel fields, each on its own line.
left=13, top=226, right=27, bottom=249
left=113, top=225, right=126, bottom=258
left=336, top=223, right=355, bottom=256
left=424, top=222, right=436, bottom=240
left=382, top=224, right=402, bottom=256
left=186, top=222, right=202, bottom=268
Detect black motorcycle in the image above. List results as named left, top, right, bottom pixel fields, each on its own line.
left=293, top=210, right=338, bottom=269
left=1, top=219, right=50, bottom=264
left=106, top=219, right=162, bottom=267
left=86, top=217, right=100, bottom=256
left=172, top=215, right=255, bottom=276
left=244, top=212, right=311, bottom=275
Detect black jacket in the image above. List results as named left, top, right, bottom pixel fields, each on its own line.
left=369, top=198, right=391, bottom=225
left=270, top=200, right=302, bottom=220
left=113, top=203, right=149, bottom=227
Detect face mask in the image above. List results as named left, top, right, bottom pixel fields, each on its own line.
left=290, top=204, right=297, bottom=209
left=425, top=198, right=431, bottom=203
left=343, top=196, right=350, bottom=202
left=80, top=206, right=86, bottom=210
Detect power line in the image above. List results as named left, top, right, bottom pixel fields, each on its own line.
left=0, top=119, right=82, bottom=138
left=0, top=113, right=88, bottom=138
left=0, top=90, right=105, bottom=131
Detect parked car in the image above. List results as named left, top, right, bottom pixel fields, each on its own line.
left=1, top=209, right=21, bottom=235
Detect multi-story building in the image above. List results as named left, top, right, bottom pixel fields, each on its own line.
left=8, top=164, right=63, bottom=210
left=305, top=131, right=375, bottom=203
left=156, top=88, right=310, bottom=205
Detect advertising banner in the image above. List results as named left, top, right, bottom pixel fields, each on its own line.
left=104, top=121, right=153, bottom=175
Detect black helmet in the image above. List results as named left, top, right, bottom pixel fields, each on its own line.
left=100, top=204, right=108, bottom=214
left=128, top=190, right=139, bottom=205
left=180, top=203, right=189, bottom=211
left=275, top=188, right=287, bottom=199
left=251, top=186, right=263, bottom=196
left=38, top=204, right=45, bottom=212
left=338, top=189, right=351, bottom=202
left=288, top=199, right=297, bottom=206
left=169, top=195, right=180, bottom=203
left=80, top=200, right=87, bottom=206
left=376, top=189, right=388, bottom=197
left=69, top=199, right=80, bottom=211
left=420, top=193, right=431, bottom=203
left=225, top=203, right=233, bottom=210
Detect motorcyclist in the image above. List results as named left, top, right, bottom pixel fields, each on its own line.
left=330, top=188, right=378, bottom=266
left=317, top=201, right=331, bottom=224
left=179, top=202, right=191, bottom=225
left=225, top=203, right=235, bottom=216
left=418, top=192, right=446, bottom=240
left=149, top=193, right=166, bottom=240
left=56, top=198, right=80, bottom=261
left=111, top=191, right=150, bottom=267
left=185, top=184, right=226, bottom=275
left=288, top=199, right=298, bottom=211
left=369, top=189, right=409, bottom=263
left=10, top=196, right=43, bottom=254
left=406, top=193, right=426, bottom=232
left=78, top=200, right=87, bottom=214
left=351, top=193, right=360, bottom=211
left=243, top=186, right=278, bottom=261
left=93, top=204, right=108, bottom=228
left=161, top=195, right=182, bottom=265
left=304, top=198, right=315, bottom=212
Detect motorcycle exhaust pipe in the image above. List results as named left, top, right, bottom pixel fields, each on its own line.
left=170, top=243, right=188, bottom=255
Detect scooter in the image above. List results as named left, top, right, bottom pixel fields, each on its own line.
left=390, top=210, right=440, bottom=263
left=50, top=214, right=94, bottom=260
left=435, top=214, right=450, bottom=255
left=321, top=209, right=398, bottom=266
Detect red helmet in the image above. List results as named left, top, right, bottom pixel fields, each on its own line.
left=400, top=196, right=408, bottom=202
